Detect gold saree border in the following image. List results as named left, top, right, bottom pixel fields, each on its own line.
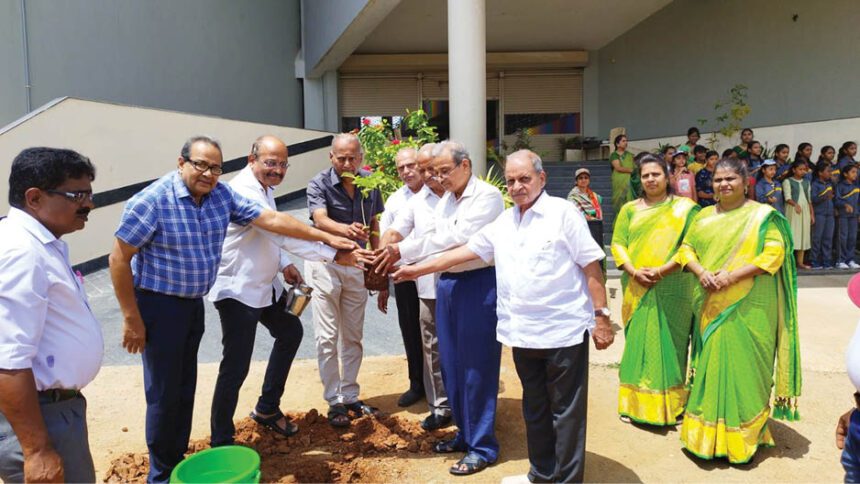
left=618, top=384, right=688, bottom=426
left=680, top=407, right=774, bottom=464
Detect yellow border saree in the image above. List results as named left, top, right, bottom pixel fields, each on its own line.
left=612, top=196, right=700, bottom=426
left=674, top=201, right=801, bottom=464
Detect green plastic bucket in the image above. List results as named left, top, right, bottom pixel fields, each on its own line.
left=170, top=445, right=261, bottom=483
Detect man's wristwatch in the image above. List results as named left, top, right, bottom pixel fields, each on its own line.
left=594, top=307, right=611, bottom=318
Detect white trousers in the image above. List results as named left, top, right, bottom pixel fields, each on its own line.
left=306, top=261, right=368, bottom=405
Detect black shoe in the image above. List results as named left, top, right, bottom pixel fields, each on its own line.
left=397, top=388, right=424, bottom=407
left=422, top=413, right=452, bottom=431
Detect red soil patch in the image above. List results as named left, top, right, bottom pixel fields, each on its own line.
left=104, top=409, right=453, bottom=482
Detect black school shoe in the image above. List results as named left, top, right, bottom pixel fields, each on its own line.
left=421, top=413, right=453, bottom=431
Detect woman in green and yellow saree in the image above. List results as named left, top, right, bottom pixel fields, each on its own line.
left=610, top=134, right=635, bottom=214
left=674, top=157, right=801, bottom=464
left=612, top=155, right=700, bottom=426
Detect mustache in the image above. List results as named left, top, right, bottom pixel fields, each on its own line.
left=76, top=208, right=91, bottom=216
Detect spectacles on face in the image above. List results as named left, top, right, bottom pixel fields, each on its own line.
left=185, top=158, right=224, bottom=176
left=261, top=159, right=290, bottom=170
left=433, top=162, right=462, bottom=180
left=46, top=189, right=94, bottom=204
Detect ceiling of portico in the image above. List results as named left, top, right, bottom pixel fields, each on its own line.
left=354, top=0, right=673, bottom=54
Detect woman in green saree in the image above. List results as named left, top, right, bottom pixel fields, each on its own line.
left=610, top=134, right=635, bottom=214
left=612, top=155, right=700, bottom=426
left=674, top=157, right=801, bottom=464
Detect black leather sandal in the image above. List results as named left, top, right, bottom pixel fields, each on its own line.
left=449, top=453, right=490, bottom=476
left=249, top=410, right=299, bottom=437
left=344, top=400, right=382, bottom=418
left=327, top=404, right=351, bottom=428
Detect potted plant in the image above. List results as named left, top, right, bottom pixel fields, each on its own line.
left=559, top=136, right=585, bottom=162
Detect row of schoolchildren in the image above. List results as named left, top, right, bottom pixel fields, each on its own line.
left=664, top=126, right=860, bottom=270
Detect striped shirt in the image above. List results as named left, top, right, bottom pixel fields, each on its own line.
left=115, top=171, right=263, bottom=298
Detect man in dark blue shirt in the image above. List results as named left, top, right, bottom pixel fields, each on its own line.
left=306, top=133, right=384, bottom=427
left=696, top=150, right=719, bottom=207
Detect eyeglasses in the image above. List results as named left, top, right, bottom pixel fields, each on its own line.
left=185, top=158, right=224, bottom=175
left=46, top=190, right=94, bottom=204
left=433, top=163, right=462, bottom=180
left=262, top=160, right=290, bottom=170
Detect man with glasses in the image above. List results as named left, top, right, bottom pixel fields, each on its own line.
left=372, top=141, right=504, bottom=475
left=380, top=143, right=452, bottom=430
left=208, top=135, right=372, bottom=447
left=0, top=148, right=102, bottom=483
left=377, top=147, right=426, bottom=408
left=109, top=135, right=356, bottom=482
left=306, top=133, right=384, bottom=428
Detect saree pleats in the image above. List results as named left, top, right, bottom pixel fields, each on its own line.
left=674, top=202, right=801, bottom=464
left=612, top=197, right=699, bottom=425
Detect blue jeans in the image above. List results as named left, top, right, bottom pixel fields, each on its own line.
left=136, top=289, right=205, bottom=484
left=210, top=295, right=303, bottom=447
left=843, top=410, right=860, bottom=482
left=0, top=395, right=96, bottom=483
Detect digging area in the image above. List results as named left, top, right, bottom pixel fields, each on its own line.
left=103, top=411, right=453, bottom=483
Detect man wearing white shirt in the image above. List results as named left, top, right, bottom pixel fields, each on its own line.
left=378, top=147, right=427, bottom=407
left=208, top=136, right=370, bottom=446
left=375, top=141, right=505, bottom=475
left=0, top=148, right=103, bottom=483
left=383, top=143, right=451, bottom=430
left=393, top=150, right=615, bottom=482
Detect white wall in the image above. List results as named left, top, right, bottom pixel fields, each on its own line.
left=0, top=98, right=334, bottom=266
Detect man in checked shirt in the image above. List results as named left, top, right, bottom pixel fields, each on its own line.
left=109, top=135, right=355, bottom=483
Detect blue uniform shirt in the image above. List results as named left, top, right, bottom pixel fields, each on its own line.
left=811, top=178, right=835, bottom=216
left=835, top=180, right=860, bottom=218
left=695, top=168, right=716, bottom=207
left=755, top=178, right=785, bottom=214
left=115, top=171, right=263, bottom=298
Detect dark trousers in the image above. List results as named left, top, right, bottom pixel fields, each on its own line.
left=513, top=341, right=589, bottom=483
left=211, top=295, right=303, bottom=447
left=0, top=395, right=95, bottom=483
left=436, top=267, right=501, bottom=463
left=136, top=289, right=205, bottom=484
left=394, top=281, right=424, bottom=392
left=843, top=409, right=860, bottom=483
left=839, top=216, right=858, bottom=264
left=811, top=212, right=835, bottom=266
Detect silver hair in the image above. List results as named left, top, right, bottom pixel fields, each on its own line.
left=507, top=149, right=544, bottom=173
left=432, top=140, right=470, bottom=166
left=181, top=135, right=221, bottom=159
left=331, top=132, right=364, bottom=154
left=418, top=142, right=436, bottom=154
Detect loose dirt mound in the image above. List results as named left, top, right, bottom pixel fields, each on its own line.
left=103, top=409, right=453, bottom=483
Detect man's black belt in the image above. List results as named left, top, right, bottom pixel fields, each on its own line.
left=37, top=389, right=81, bottom=403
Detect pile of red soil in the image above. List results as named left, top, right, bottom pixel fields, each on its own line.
left=104, top=409, right=453, bottom=483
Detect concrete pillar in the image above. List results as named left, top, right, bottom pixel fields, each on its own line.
left=303, top=70, right=339, bottom=132
left=447, top=0, right=486, bottom=174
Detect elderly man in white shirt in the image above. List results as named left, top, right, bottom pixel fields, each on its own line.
left=381, top=143, right=451, bottom=430
left=377, top=147, right=427, bottom=408
left=0, top=148, right=103, bottom=483
left=394, top=149, right=615, bottom=483
left=208, top=136, right=370, bottom=447
left=375, top=141, right=505, bottom=476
